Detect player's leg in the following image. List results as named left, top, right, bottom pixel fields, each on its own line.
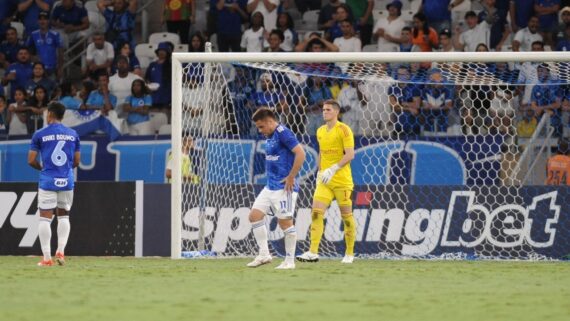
left=334, top=189, right=356, bottom=264
left=275, top=191, right=298, bottom=269
left=37, top=189, right=55, bottom=266
left=247, top=188, right=273, bottom=267
left=297, top=184, right=333, bottom=262
left=54, top=190, right=73, bottom=265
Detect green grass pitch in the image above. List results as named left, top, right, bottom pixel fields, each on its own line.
left=0, top=256, right=568, bottom=321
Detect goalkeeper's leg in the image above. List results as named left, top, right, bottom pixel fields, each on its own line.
left=297, top=184, right=333, bottom=262
left=335, top=189, right=355, bottom=264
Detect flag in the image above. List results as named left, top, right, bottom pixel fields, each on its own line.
left=62, top=110, right=124, bottom=141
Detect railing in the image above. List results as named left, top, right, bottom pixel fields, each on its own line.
left=63, top=0, right=161, bottom=76
left=512, top=113, right=554, bottom=186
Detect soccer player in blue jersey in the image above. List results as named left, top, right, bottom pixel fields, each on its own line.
left=247, top=107, right=305, bottom=270
left=28, top=102, right=80, bottom=267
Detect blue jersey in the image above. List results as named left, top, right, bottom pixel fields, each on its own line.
left=125, top=95, right=152, bottom=124
left=25, top=29, right=62, bottom=71
left=264, top=124, right=300, bottom=191
left=30, top=123, right=80, bottom=191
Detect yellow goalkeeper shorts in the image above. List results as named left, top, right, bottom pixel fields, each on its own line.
left=312, top=182, right=353, bottom=207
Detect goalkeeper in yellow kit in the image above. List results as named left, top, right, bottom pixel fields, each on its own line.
left=297, top=99, right=356, bottom=264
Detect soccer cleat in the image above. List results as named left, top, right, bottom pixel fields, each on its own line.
left=341, top=255, right=355, bottom=264
left=55, top=252, right=65, bottom=266
left=37, top=259, right=54, bottom=267
left=246, top=255, right=272, bottom=268
left=296, top=251, right=319, bottom=262
left=275, top=261, right=295, bottom=270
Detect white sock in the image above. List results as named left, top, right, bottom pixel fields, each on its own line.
left=251, top=219, right=270, bottom=256
left=38, top=217, right=53, bottom=261
left=56, top=216, right=70, bottom=254
left=283, top=226, right=297, bottom=263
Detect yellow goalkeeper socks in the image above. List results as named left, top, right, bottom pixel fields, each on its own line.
left=309, top=209, right=325, bottom=254
left=342, top=214, right=356, bottom=256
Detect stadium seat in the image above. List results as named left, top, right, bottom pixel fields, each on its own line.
left=362, top=44, right=377, bottom=52
left=10, top=22, right=24, bottom=40
left=135, top=43, right=157, bottom=70
left=158, top=124, right=172, bottom=135
left=400, top=10, right=415, bottom=23
left=149, top=112, right=168, bottom=134
left=373, top=10, right=387, bottom=24
left=209, top=33, right=218, bottom=52
left=174, top=44, right=189, bottom=52
left=302, top=10, right=320, bottom=24
left=149, top=32, right=181, bottom=45
left=85, top=0, right=106, bottom=33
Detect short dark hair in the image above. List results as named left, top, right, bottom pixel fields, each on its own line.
left=252, top=107, right=277, bottom=122
left=531, top=40, right=544, bottom=49
left=402, top=26, right=412, bottom=33
left=269, top=29, right=285, bottom=42
left=323, top=99, right=341, bottom=110
left=48, top=102, right=66, bottom=120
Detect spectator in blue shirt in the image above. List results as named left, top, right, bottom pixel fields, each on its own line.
left=25, top=62, right=57, bottom=99
left=530, top=63, right=562, bottom=136
left=2, top=47, right=33, bottom=101
left=58, top=81, right=82, bottom=110
left=421, top=69, right=454, bottom=132
left=97, top=0, right=137, bottom=50
left=389, top=65, right=421, bottom=136
left=0, top=27, right=23, bottom=69
left=211, top=0, right=248, bottom=52
left=534, top=0, right=560, bottom=46
left=510, top=0, right=535, bottom=32
left=252, top=72, right=287, bottom=113
left=556, top=24, right=570, bottom=51
left=51, top=0, right=90, bottom=48
left=326, top=4, right=357, bottom=41
left=111, top=40, right=142, bottom=77
left=228, top=66, right=256, bottom=136
left=0, top=0, right=18, bottom=42
left=25, top=11, right=63, bottom=77
left=123, top=79, right=153, bottom=135
left=27, top=85, right=49, bottom=132
left=145, top=42, right=172, bottom=114
left=418, top=0, right=465, bottom=34
left=86, top=72, right=118, bottom=116
left=305, top=76, right=332, bottom=134
left=17, top=0, right=55, bottom=37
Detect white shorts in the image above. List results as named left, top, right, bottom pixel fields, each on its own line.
left=252, top=187, right=298, bottom=219
left=38, top=189, right=74, bottom=211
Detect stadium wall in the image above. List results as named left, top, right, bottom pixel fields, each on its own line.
left=0, top=182, right=136, bottom=256
left=2, top=182, right=568, bottom=259
left=0, top=135, right=503, bottom=185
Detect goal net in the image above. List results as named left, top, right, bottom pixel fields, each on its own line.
left=171, top=50, right=570, bottom=260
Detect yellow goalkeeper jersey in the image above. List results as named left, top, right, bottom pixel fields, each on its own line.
left=317, top=121, right=354, bottom=188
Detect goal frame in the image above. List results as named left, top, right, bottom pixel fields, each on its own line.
left=170, top=51, right=570, bottom=259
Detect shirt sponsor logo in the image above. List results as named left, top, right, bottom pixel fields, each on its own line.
left=54, top=178, right=69, bottom=187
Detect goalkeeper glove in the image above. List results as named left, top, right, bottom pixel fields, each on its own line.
left=318, top=164, right=341, bottom=184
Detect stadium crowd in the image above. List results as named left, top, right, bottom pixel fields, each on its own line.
left=0, top=0, right=570, bottom=139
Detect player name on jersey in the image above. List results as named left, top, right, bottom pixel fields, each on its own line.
left=42, top=134, right=77, bottom=142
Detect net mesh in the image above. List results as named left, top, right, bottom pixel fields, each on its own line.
left=177, top=58, right=569, bottom=260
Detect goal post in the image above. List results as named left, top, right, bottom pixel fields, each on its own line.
left=171, top=50, right=570, bottom=260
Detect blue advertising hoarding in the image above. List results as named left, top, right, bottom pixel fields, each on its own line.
left=0, top=135, right=502, bottom=185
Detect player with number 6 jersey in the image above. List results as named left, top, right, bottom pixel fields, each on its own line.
left=28, top=102, right=80, bottom=267
left=247, top=107, right=305, bottom=270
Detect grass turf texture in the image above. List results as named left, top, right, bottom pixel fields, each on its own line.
left=0, top=257, right=568, bottom=321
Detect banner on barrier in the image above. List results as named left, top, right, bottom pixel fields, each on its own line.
left=0, top=182, right=136, bottom=256
left=180, top=185, right=570, bottom=260
left=0, top=135, right=502, bottom=185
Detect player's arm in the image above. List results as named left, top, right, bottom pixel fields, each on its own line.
left=27, top=150, right=42, bottom=170
left=282, top=144, right=305, bottom=192
left=73, top=151, right=80, bottom=168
